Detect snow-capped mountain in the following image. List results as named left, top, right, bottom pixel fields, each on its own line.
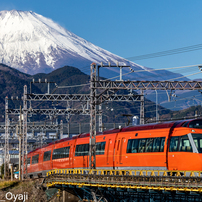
left=0, top=10, right=184, bottom=80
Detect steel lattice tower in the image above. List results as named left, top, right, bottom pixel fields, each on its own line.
left=89, top=63, right=97, bottom=169
left=4, top=97, right=9, bottom=179
left=22, top=85, right=28, bottom=179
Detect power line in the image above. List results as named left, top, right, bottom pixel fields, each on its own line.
left=48, top=63, right=202, bottom=97
left=168, top=71, right=202, bottom=81
left=98, top=64, right=201, bottom=82
left=126, top=43, right=202, bottom=61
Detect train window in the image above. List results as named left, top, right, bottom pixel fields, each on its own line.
left=169, top=137, right=179, bottom=152
left=96, top=143, right=101, bottom=154
left=52, top=147, right=70, bottom=159
left=153, top=138, right=161, bottom=152
left=192, top=134, right=202, bottom=153
left=75, top=145, right=81, bottom=156
left=75, top=144, right=89, bottom=156
left=127, top=139, right=139, bottom=153
left=160, top=137, right=166, bottom=152
left=43, top=150, right=51, bottom=161
left=96, top=142, right=106, bottom=155
left=182, top=122, right=189, bottom=127
left=27, top=157, right=30, bottom=166
left=189, top=120, right=202, bottom=129
left=145, top=138, right=154, bottom=152
left=126, top=140, right=132, bottom=153
left=83, top=144, right=89, bottom=156
left=32, top=154, right=39, bottom=164
left=179, top=135, right=193, bottom=152
left=127, top=137, right=166, bottom=153
left=138, top=139, right=146, bottom=153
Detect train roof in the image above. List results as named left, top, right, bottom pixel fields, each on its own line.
left=120, top=118, right=202, bottom=132
left=121, top=120, right=185, bottom=132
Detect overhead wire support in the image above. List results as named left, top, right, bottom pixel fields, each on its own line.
left=22, top=85, right=28, bottom=179
left=140, top=90, right=144, bottom=125
left=0, top=123, right=63, bottom=131
left=89, top=63, right=97, bottom=169
left=4, top=96, right=9, bottom=179
left=26, top=93, right=142, bottom=102
left=89, top=62, right=134, bottom=169
left=7, top=108, right=102, bottom=116
left=30, top=79, right=56, bottom=94
left=95, top=80, right=202, bottom=91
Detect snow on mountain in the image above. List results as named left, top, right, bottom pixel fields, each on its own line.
left=0, top=10, right=185, bottom=80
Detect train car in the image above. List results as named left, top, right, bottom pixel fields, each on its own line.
left=26, top=118, right=202, bottom=178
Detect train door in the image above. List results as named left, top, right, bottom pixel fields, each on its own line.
left=115, top=137, right=125, bottom=168
left=83, top=143, right=89, bottom=168
left=104, top=133, right=117, bottom=169
left=167, top=136, right=179, bottom=170
left=72, top=141, right=76, bottom=169
left=69, top=139, right=76, bottom=168
left=51, top=144, right=54, bottom=169
left=106, top=139, right=111, bottom=166
left=69, top=143, right=73, bottom=167
left=115, top=136, right=122, bottom=168
left=119, top=137, right=125, bottom=165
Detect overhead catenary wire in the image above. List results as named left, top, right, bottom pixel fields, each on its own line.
left=168, top=71, right=202, bottom=81
left=57, top=83, right=90, bottom=89
left=126, top=43, right=202, bottom=61
left=53, top=63, right=202, bottom=90
left=71, top=44, right=202, bottom=73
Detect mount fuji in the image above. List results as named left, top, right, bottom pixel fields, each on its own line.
left=0, top=10, right=185, bottom=80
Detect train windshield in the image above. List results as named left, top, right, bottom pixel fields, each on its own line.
left=188, top=120, right=202, bottom=129
left=192, top=134, right=202, bottom=153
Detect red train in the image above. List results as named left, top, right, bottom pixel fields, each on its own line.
left=26, top=118, right=202, bottom=178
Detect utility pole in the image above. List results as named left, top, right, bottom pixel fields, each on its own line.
left=98, top=104, right=103, bottom=132
left=140, top=90, right=144, bottom=125
left=23, top=85, right=28, bottom=179
left=60, top=120, right=63, bottom=139
left=4, top=97, right=9, bottom=179
left=19, top=106, right=22, bottom=181
left=155, top=90, right=158, bottom=122
left=89, top=63, right=97, bottom=169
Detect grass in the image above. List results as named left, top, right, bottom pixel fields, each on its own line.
left=0, top=180, right=18, bottom=189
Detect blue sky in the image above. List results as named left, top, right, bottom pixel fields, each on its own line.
left=1, top=0, right=202, bottom=79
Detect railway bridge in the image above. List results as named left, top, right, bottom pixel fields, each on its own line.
left=45, top=168, right=202, bottom=201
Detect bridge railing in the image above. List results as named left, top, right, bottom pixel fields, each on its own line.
left=45, top=168, right=202, bottom=193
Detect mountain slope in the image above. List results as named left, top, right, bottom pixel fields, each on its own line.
left=33, top=65, right=90, bottom=94
left=0, top=10, right=186, bottom=82
left=0, top=64, right=41, bottom=120
left=0, top=64, right=173, bottom=123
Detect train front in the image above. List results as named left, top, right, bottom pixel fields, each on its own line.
left=168, top=119, right=202, bottom=171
